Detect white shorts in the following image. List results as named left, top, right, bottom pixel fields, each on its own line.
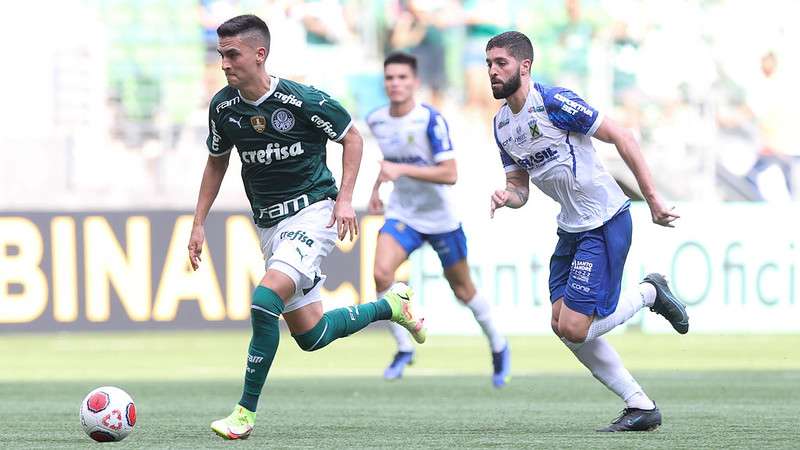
left=257, top=199, right=337, bottom=313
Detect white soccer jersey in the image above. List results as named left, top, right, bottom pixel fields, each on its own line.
left=366, top=103, right=459, bottom=234
left=493, top=82, right=629, bottom=233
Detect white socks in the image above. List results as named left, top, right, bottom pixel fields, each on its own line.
left=464, top=291, right=507, bottom=353
left=585, top=283, right=656, bottom=341
left=388, top=322, right=415, bottom=352
left=562, top=337, right=655, bottom=410
left=379, top=288, right=415, bottom=352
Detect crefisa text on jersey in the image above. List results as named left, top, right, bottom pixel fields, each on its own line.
left=273, top=92, right=303, bottom=107
left=240, top=142, right=304, bottom=165
left=310, top=115, right=338, bottom=140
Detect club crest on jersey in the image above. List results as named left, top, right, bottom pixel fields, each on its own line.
left=528, top=119, right=542, bottom=140
left=251, top=116, right=267, bottom=133
left=271, top=108, right=295, bottom=133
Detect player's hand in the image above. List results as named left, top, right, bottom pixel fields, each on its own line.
left=368, top=191, right=384, bottom=215
left=327, top=199, right=359, bottom=241
left=647, top=195, right=680, bottom=228
left=188, top=223, right=205, bottom=271
left=379, top=161, right=404, bottom=182
left=490, top=189, right=510, bottom=218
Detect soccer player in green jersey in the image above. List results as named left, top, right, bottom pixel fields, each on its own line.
left=188, top=15, right=426, bottom=440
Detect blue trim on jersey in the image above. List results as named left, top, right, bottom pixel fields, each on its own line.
left=421, top=103, right=452, bottom=157
left=494, top=114, right=518, bottom=168
left=535, top=82, right=599, bottom=135
left=566, top=133, right=576, bottom=176
left=379, top=219, right=468, bottom=268
left=493, top=115, right=502, bottom=148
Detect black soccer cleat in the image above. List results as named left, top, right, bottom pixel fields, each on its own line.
left=643, top=273, right=689, bottom=334
left=597, top=405, right=662, bottom=432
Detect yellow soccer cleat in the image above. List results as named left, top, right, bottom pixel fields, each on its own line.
left=211, top=405, right=256, bottom=440
left=384, top=282, right=426, bottom=344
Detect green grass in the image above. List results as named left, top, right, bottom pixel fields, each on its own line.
left=1, top=330, right=799, bottom=449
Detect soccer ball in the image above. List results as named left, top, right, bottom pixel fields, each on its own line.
left=79, top=386, right=137, bottom=442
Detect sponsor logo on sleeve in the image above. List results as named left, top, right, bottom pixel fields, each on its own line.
left=310, top=114, right=339, bottom=140
left=554, top=92, right=594, bottom=117
left=210, top=119, right=222, bottom=151
left=215, top=96, right=240, bottom=113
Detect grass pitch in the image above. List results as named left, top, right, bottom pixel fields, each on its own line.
left=1, top=330, right=798, bottom=449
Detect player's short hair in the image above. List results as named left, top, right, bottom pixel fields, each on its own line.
left=383, top=52, right=418, bottom=75
left=486, top=31, right=534, bottom=62
left=217, top=14, right=271, bottom=53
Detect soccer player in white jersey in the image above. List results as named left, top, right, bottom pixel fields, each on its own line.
left=486, top=31, right=689, bottom=431
left=366, top=52, right=511, bottom=387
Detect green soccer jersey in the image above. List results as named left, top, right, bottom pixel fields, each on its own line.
left=206, top=76, right=353, bottom=228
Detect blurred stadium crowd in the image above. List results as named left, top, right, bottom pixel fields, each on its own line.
left=1, top=0, right=797, bottom=210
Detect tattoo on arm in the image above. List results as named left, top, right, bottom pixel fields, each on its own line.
left=508, top=187, right=528, bottom=205
left=505, top=171, right=529, bottom=207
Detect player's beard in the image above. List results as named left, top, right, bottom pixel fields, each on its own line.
left=491, top=69, right=522, bottom=99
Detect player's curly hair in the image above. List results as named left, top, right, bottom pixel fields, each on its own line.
left=217, top=14, right=271, bottom=53
left=486, top=31, right=534, bottom=62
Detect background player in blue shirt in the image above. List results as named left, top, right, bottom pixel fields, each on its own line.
left=367, top=52, right=511, bottom=387
left=486, top=31, right=689, bottom=432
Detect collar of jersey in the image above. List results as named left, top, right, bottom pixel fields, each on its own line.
left=387, top=102, right=419, bottom=120
left=238, top=75, right=280, bottom=106
left=507, top=81, right=535, bottom=118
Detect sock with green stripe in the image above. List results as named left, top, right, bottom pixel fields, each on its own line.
left=238, top=286, right=284, bottom=412
left=292, top=299, right=392, bottom=351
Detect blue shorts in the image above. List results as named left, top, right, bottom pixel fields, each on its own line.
left=379, top=219, right=467, bottom=269
left=548, top=208, right=632, bottom=318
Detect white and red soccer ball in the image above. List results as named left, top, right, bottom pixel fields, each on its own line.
left=79, top=386, right=136, bottom=442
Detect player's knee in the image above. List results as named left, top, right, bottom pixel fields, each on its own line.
left=292, top=323, right=325, bottom=352
left=453, top=284, right=474, bottom=303
left=373, top=266, right=394, bottom=291
left=293, top=337, right=317, bottom=352
left=558, top=321, right=587, bottom=344
left=551, top=319, right=562, bottom=337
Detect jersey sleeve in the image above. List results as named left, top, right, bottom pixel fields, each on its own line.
left=540, top=85, right=603, bottom=136
left=206, top=102, right=233, bottom=156
left=494, top=115, right=523, bottom=173
left=423, top=105, right=454, bottom=163
left=302, top=87, right=353, bottom=142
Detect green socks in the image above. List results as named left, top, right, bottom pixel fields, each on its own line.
left=238, top=293, right=392, bottom=411
left=239, top=286, right=284, bottom=412
left=293, top=299, right=392, bottom=351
